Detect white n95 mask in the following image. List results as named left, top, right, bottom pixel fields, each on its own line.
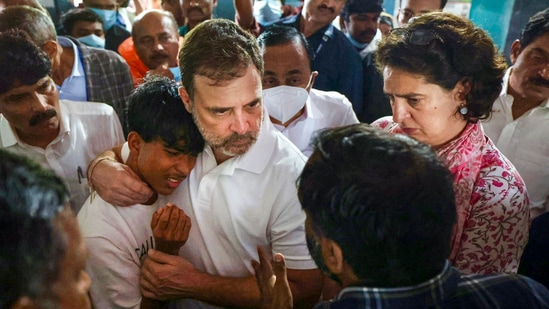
left=263, top=85, right=309, bottom=124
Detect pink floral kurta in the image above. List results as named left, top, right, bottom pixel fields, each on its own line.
left=372, top=117, right=530, bottom=275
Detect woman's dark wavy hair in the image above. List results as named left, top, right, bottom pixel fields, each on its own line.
left=126, top=75, right=205, bottom=156
left=298, top=124, right=457, bottom=287
left=376, top=12, right=507, bottom=122
left=0, top=29, right=51, bottom=95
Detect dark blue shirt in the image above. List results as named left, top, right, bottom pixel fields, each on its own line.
left=269, top=14, right=363, bottom=112
left=314, top=261, right=549, bottom=309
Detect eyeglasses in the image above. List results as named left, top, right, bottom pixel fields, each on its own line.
left=389, top=28, right=444, bottom=46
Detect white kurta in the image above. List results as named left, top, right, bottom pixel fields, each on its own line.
left=482, top=68, right=549, bottom=218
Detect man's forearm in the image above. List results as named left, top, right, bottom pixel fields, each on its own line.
left=186, top=273, right=262, bottom=308
left=86, top=146, right=123, bottom=183
left=181, top=270, right=320, bottom=309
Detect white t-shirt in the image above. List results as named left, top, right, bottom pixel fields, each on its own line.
left=482, top=67, right=549, bottom=219
left=78, top=191, right=162, bottom=309
left=272, top=88, right=359, bottom=157
left=0, top=99, right=125, bottom=212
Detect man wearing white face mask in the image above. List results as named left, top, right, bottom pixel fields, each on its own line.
left=258, top=26, right=359, bottom=156
left=83, top=0, right=130, bottom=52
left=62, top=8, right=106, bottom=49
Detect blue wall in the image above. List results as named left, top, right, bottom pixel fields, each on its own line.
left=469, top=0, right=514, bottom=50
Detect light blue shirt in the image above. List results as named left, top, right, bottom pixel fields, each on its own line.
left=56, top=37, right=87, bottom=102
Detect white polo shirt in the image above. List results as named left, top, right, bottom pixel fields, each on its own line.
left=273, top=88, right=359, bottom=157
left=172, top=113, right=316, bottom=277
left=482, top=68, right=549, bottom=218
left=0, top=100, right=125, bottom=212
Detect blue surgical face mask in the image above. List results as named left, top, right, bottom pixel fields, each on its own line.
left=345, top=32, right=369, bottom=50
left=169, top=67, right=181, bottom=83
left=77, top=34, right=106, bottom=49
left=90, top=8, right=117, bottom=31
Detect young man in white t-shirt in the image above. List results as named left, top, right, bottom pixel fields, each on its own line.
left=78, top=76, right=205, bottom=308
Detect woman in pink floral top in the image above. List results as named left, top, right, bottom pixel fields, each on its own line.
left=371, top=12, right=530, bottom=275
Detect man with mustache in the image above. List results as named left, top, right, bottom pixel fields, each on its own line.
left=0, top=30, right=124, bottom=213
left=482, top=8, right=549, bottom=220
left=120, top=10, right=181, bottom=86
left=339, top=0, right=390, bottom=123
left=0, top=6, right=133, bottom=133
left=265, top=0, right=364, bottom=114
left=87, top=19, right=322, bottom=308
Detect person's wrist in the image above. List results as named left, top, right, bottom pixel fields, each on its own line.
left=87, top=157, right=118, bottom=188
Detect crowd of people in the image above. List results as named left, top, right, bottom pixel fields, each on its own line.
left=1, top=0, right=549, bottom=308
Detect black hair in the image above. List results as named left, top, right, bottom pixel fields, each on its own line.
left=126, top=75, right=205, bottom=156
left=61, top=8, right=103, bottom=35
left=399, top=0, right=447, bottom=9
left=0, top=149, right=69, bottom=308
left=340, top=0, right=383, bottom=21
left=0, top=29, right=51, bottom=95
left=257, top=25, right=313, bottom=68
left=519, top=7, right=549, bottom=49
left=298, top=124, right=457, bottom=287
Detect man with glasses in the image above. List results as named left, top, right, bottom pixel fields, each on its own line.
left=396, top=0, right=447, bottom=25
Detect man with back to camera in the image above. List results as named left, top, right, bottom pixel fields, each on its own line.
left=396, top=0, right=446, bottom=25
left=86, top=19, right=322, bottom=309
left=252, top=124, right=549, bottom=308
left=78, top=76, right=203, bottom=308
left=0, top=29, right=124, bottom=213
left=482, top=8, right=549, bottom=220
left=0, top=149, right=92, bottom=309
left=339, top=0, right=391, bottom=123
left=264, top=0, right=364, bottom=112
left=0, top=6, right=133, bottom=132
left=258, top=26, right=358, bottom=157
